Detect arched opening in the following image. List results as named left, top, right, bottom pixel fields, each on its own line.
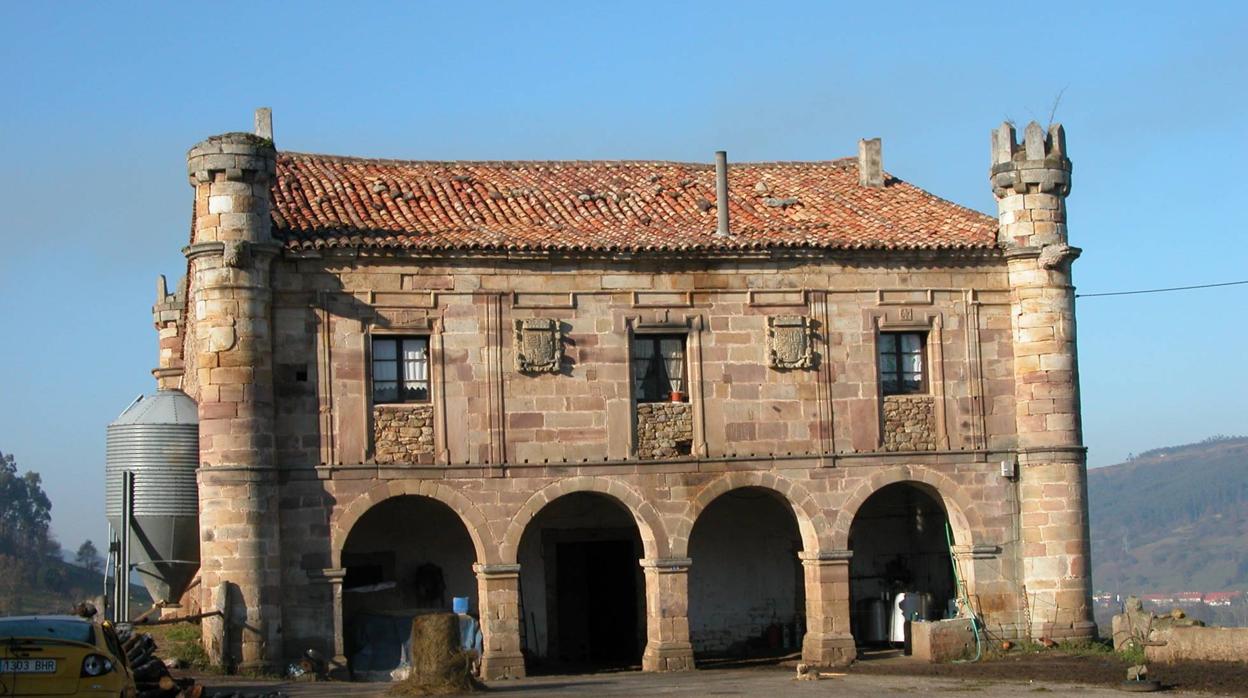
left=848, top=482, right=957, bottom=650
left=340, top=495, right=478, bottom=678
left=688, top=487, right=805, bottom=664
left=518, top=492, right=646, bottom=673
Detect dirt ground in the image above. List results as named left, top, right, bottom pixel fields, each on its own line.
left=180, top=643, right=1248, bottom=697
left=188, top=651, right=1248, bottom=697
left=850, top=647, right=1248, bottom=696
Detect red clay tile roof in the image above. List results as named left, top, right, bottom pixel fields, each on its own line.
left=271, top=152, right=997, bottom=253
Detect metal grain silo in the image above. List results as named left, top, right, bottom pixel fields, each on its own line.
left=106, top=389, right=200, bottom=604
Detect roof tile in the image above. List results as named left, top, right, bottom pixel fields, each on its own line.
left=271, top=153, right=997, bottom=252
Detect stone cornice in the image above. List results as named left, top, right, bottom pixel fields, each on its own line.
left=294, top=447, right=1042, bottom=483
left=282, top=244, right=1006, bottom=268
left=184, top=240, right=283, bottom=262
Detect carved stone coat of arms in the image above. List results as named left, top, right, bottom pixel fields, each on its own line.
left=514, top=318, right=562, bottom=373
left=766, top=315, right=814, bottom=369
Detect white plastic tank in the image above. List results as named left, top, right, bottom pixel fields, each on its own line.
left=890, top=591, right=929, bottom=643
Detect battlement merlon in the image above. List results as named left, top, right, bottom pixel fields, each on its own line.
left=187, top=109, right=276, bottom=186
left=152, top=274, right=187, bottom=328
left=151, top=274, right=187, bottom=389
left=990, top=121, right=1071, bottom=199
left=186, top=132, right=276, bottom=184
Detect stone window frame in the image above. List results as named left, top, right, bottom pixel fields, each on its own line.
left=358, top=314, right=451, bottom=466
left=626, top=315, right=709, bottom=459
left=369, top=333, right=432, bottom=404
left=877, top=330, right=929, bottom=396
left=867, top=310, right=950, bottom=451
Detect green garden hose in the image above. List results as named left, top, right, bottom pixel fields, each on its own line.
left=946, top=521, right=983, bottom=662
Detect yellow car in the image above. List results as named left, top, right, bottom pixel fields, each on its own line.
left=0, top=615, right=136, bottom=697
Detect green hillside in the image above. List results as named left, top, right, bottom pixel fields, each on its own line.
left=1, top=557, right=152, bottom=616
left=1088, top=436, right=1248, bottom=594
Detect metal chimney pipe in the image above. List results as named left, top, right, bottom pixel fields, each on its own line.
left=714, top=150, right=730, bottom=237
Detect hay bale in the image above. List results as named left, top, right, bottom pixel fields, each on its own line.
left=388, top=612, right=483, bottom=696
left=411, top=612, right=460, bottom=680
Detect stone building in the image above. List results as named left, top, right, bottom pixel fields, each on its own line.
left=151, top=109, right=1094, bottom=677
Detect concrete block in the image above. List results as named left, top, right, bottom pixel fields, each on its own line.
left=910, top=619, right=976, bottom=662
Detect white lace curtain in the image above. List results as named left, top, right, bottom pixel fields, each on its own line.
left=401, top=339, right=429, bottom=384
left=660, top=338, right=685, bottom=393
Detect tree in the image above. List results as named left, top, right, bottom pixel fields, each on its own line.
left=75, top=540, right=102, bottom=573
left=0, top=450, right=56, bottom=611
left=0, top=451, right=52, bottom=555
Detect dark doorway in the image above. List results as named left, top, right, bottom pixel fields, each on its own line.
left=518, top=492, right=646, bottom=674
left=848, top=482, right=957, bottom=649
left=554, top=539, right=639, bottom=664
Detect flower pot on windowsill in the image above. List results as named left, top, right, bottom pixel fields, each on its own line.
left=670, top=391, right=686, bottom=403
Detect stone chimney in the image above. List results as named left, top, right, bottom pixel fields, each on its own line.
left=254, top=107, right=273, bottom=141
left=858, top=138, right=883, bottom=187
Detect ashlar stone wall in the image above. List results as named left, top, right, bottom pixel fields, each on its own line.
left=182, top=247, right=1092, bottom=673
left=264, top=254, right=1020, bottom=470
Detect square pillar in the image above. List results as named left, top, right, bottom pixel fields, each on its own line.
left=801, top=550, right=856, bottom=667
left=641, top=557, right=695, bottom=671
left=474, top=563, right=526, bottom=679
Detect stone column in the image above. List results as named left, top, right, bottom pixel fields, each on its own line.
left=308, top=567, right=348, bottom=678
left=186, top=123, right=284, bottom=670
left=640, top=558, right=694, bottom=671
left=800, top=550, right=856, bottom=667
left=992, top=121, right=1094, bottom=640
left=475, top=563, right=526, bottom=679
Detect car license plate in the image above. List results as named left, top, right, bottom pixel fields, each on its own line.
left=0, top=658, right=57, bottom=673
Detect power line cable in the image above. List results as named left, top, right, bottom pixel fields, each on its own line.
left=1075, top=279, right=1248, bottom=299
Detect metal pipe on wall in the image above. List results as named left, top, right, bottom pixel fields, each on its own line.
left=120, top=470, right=134, bottom=622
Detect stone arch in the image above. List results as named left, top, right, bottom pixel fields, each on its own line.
left=331, top=480, right=496, bottom=567
left=671, top=471, right=829, bottom=558
left=499, top=477, right=669, bottom=563
left=830, top=465, right=979, bottom=551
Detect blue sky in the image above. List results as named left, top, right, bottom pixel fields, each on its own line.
left=1, top=1, right=1245, bottom=552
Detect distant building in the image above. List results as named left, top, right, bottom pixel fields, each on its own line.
left=1203, top=592, right=1242, bottom=607
left=148, top=109, right=1095, bottom=675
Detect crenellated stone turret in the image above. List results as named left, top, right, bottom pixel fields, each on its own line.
left=991, top=121, right=1073, bottom=252
left=152, top=274, right=187, bottom=390
left=185, top=110, right=282, bottom=670
left=992, top=121, right=1094, bottom=640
